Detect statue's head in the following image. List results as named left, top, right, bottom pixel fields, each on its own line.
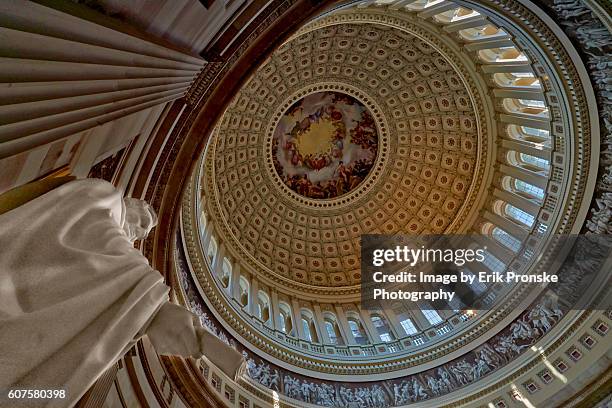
left=122, top=197, right=158, bottom=242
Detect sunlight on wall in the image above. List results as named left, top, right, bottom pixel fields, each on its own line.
left=531, top=345, right=567, bottom=383
left=511, top=384, right=536, bottom=408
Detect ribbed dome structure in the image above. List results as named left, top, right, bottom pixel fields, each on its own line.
left=201, top=17, right=485, bottom=291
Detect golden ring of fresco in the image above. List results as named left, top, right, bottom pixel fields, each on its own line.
left=271, top=91, right=379, bottom=199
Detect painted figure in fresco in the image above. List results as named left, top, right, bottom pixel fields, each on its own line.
left=334, top=161, right=350, bottom=195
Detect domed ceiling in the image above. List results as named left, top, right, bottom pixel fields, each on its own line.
left=174, top=0, right=605, bottom=406
left=201, top=19, right=489, bottom=290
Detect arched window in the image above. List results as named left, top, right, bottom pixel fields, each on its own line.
left=238, top=277, right=249, bottom=308
left=323, top=314, right=344, bottom=345
left=432, top=6, right=479, bottom=23
left=421, top=307, right=444, bottom=326
left=459, top=25, right=507, bottom=41
left=300, top=310, right=319, bottom=343
left=394, top=304, right=421, bottom=337
left=257, top=291, right=270, bottom=323
left=492, top=226, right=522, bottom=252
left=399, top=317, right=419, bottom=336
left=505, top=203, right=535, bottom=227
left=324, top=321, right=336, bottom=342
left=207, top=236, right=217, bottom=264
left=347, top=314, right=369, bottom=345
left=507, top=151, right=550, bottom=175
left=506, top=125, right=550, bottom=146
left=220, top=258, right=231, bottom=288
left=279, top=302, right=293, bottom=335
left=494, top=72, right=541, bottom=89
left=493, top=200, right=536, bottom=229
left=515, top=179, right=545, bottom=200
left=371, top=314, right=395, bottom=342
left=520, top=153, right=550, bottom=171
left=448, top=295, right=464, bottom=312
left=501, top=176, right=545, bottom=202
left=502, top=98, right=549, bottom=118
left=406, top=0, right=438, bottom=12
left=521, top=126, right=550, bottom=139
left=478, top=46, right=528, bottom=63
left=482, top=221, right=522, bottom=252
left=301, top=318, right=311, bottom=341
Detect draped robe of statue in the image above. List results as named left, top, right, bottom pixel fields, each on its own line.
left=0, top=178, right=243, bottom=407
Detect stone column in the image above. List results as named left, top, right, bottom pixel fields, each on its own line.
left=500, top=139, right=552, bottom=160
left=248, top=278, right=259, bottom=318
left=200, top=223, right=214, bottom=255
left=212, top=243, right=224, bottom=277
left=493, top=188, right=540, bottom=217
left=473, top=232, right=514, bottom=265
left=382, top=309, right=404, bottom=340
left=412, top=310, right=433, bottom=331
left=230, top=264, right=242, bottom=303
left=357, top=306, right=380, bottom=343
left=334, top=305, right=356, bottom=345
left=499, top=114, right=551, bottom=132
left=493, top=88, right=546, bottom=102
left=270, top=290, right=281, bottom=331
left=313, top=305, right=330, bottom=344
left=499, top=164, right=548, bottom=190
left=483, top=210, right=528, bottom=238
left=291, top=298, right=306, bottom=340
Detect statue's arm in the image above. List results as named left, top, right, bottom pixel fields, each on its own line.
left=145, top=302, right=202, bottom=357
left=145, top=302, right=244, bottom=378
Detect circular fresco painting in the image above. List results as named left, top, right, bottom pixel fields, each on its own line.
left=272, top=91, right=378, bottom=199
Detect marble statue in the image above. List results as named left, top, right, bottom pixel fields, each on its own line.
left=0, top=179, right=243, bottom=408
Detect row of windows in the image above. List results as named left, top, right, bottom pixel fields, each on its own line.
left=202, top=217, right=538, bottom=346
left=203, top=211, right=529, bottom=347
left=201, top=189, right=542, bottom=342
left=473, top=10, right=551, bottom=243
left=475, top=25, right=550, bottom=231
left=450, top=5, right=552, bottom=291
left=201, top=215, right=452, bottom=345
